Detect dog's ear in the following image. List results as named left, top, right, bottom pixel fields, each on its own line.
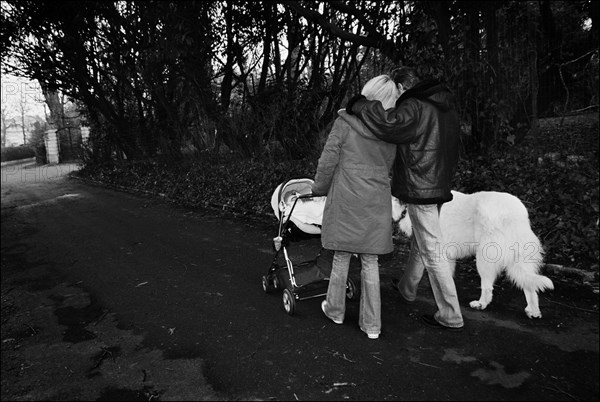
left=391, top=196, right=405, bottom=222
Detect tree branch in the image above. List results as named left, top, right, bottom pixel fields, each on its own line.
left=328, top=1, right=381, bottom=38
left=279, top=1, right=396, bottom=60
left=560, top=48, right=599, bottom=67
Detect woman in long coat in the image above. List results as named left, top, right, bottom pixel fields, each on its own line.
left=311, top=75, right=399, bottom=339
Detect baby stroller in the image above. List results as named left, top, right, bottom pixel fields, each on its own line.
left=262, top=178, right=361, bottom=315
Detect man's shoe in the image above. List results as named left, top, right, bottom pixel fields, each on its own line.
left=421, top=314, right=463, bottom=331
left=391, top=279, right=414, bottom=305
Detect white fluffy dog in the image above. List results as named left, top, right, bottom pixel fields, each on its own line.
left=391, top=190, right=554, bottom=319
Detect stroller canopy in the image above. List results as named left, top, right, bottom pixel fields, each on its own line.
left=270, top=178, right=325, bottom=235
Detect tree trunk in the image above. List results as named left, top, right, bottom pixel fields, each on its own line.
left=483, top=2, right=499, bottom=77
left=425, top=1, right=453, bottom=61
left=285, top=13, right=301, bottom=93
left=21, top=112, right=26, bottom=145
left=527, top=16, right=540, bottom=141
left=1, top=108, right=7, bottom=148
left=220, top=0, right=234, bottom=113
left=590, top=0, right=599, bottom=47
left=258, top=3, right=275, bottom=94
left=40, top=86, right=64, bottom=130
left=537, top=0, right=563, bottom=115
left=464, top=3, right=482, bottom=153
left=483, top=1, right=500, bottom=145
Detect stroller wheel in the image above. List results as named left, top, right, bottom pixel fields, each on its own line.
left=262, top=275, right=275, bottom=293
left=282, top=289, right=296, bottom=315
left=346, top=277, right=359, bottom=300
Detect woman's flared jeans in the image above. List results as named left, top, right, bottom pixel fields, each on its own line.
left=325, top=251, right=381, bottom=336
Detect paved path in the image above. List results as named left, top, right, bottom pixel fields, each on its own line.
left=1, top=163, right=598, bottom=401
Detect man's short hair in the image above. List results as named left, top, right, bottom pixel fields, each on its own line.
left=390, top=67, right=420, bottom=90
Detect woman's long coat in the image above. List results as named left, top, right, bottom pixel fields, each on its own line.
left=311, top=110, right=396, bottom=255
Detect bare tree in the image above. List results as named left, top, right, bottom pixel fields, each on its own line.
left=17, top=89, right=29, bottom=145
left=1, top=105, right=11, bottom=148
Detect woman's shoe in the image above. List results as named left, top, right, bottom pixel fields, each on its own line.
left=360, top=326, right=380, bottom=339
left=321, top=300, right=343, bottom=324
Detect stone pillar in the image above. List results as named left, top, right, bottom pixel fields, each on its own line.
left=45, top=129, right=60, bottom=164
left=80, top=126, right=90, bottom=144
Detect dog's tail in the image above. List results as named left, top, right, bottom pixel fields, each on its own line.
left=507, top=263, right=554, bottom=293
left=503, top=228, right=554, bottom=293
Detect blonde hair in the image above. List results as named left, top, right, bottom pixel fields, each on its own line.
left=361, top=75, right=400, bottom=109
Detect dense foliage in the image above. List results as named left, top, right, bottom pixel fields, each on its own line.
left=0, top=145, right=34, bottom=162
left=75, top=113, right=599, bottom=272
left=2, top=1, right=598, bottom=160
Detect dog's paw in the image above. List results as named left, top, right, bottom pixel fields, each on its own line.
left=469, top=300, right=487, bottom=310
left=525, top=307, right=542, bottom=319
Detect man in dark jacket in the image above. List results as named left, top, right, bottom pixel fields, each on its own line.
left=347, top=66, right=464, bottom=330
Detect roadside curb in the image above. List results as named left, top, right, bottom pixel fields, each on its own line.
left=1, top=157, right=36, bottom=167
left=69, top=174, right=599, bottom=294
left=544, top=264, right=599, bottom=292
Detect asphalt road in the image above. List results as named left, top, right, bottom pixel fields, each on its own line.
left=1, top=162, right=598, bottom=401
